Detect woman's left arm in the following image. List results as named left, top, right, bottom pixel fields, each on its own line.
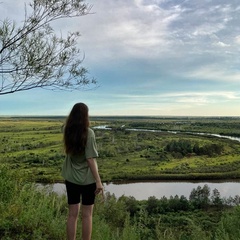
left=87, top=158, right=103, bottom=194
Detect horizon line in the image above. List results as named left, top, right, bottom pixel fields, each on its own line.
left=0, top=115, right=240, bottom=118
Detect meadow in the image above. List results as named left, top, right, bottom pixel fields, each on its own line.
left=1, top=116, right=240, bottom=239
left=0, top=116, right=240, bottom=183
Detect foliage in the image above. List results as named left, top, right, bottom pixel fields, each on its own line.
left=165, top=139, right=224, bottom=158
left=0, top=0, right=96, bottom=95
left=214, top=207, right=240, bottom=240
left=0, top=165, right=140, bottom=240
left=189, top=184, right=211, bottom=209
left=0, top=165, right=67, bottom=239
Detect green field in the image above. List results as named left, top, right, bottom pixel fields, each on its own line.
left=0, top=116, right=240, bottom=183
left=1, top=117, right=240, bottom=240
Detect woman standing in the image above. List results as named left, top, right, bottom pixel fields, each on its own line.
left=62, top=103, right=103, bottom=240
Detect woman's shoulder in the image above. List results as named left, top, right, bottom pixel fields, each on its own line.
left=87, top=127, right=95, bottom=136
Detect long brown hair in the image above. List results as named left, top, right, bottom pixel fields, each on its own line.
left=64, top=103, right=89, bottom=155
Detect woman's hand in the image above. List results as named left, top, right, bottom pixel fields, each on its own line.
left=87, top=158, right=103, bottom=195
left=95, top=181, right=104, bottom=195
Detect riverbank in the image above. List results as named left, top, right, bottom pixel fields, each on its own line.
left=31, top=167, right=240, bottom=183
left=109, top=172, right=240, bottom=182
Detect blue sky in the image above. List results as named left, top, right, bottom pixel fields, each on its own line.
left=1, top=0, right=240, bottom=116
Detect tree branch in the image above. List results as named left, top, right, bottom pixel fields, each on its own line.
left=0, top=0, right=96, bottom=95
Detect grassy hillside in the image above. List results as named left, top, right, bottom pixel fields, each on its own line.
left=1, top=165, right=240, bottom=240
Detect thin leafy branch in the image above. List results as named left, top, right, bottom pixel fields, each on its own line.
left=0, top=0, right=96, bottom=95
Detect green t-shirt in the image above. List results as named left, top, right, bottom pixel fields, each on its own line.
left=61, top=128, right=99, bottom=185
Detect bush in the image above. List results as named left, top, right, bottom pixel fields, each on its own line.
left=0, top=165, right=67, bottom=239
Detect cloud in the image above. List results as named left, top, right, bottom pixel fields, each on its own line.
left=79, top=0, right=240, bottom=78
left=213, top=41, right=230, bottom=47
left=172, top=91, right=240, bottom=106
left=186, top=65, right=240, bottom=82
left=1, top=0, right=240, bottom=116
left=235, top=35, right=240, bottom=44
left=89, top=1, right=176, bottom=57
left=106, top=91, right=240, bottom=105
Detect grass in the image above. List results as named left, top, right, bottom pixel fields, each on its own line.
left=2, top=164, right=240, bottom=239
left=2, top=117, right=240, bottom=239
left=0, top=117, right=240, bottom=182
left=0, top=165, right=141, bottom=240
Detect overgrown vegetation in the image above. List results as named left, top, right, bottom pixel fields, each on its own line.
left=164, top=139, right=224, bottom=158
left=1, top=165, right=240, bottom=240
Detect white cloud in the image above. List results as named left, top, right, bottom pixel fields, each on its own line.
left=176, top=97, right=208, bottom=105
left=109, top=91, right=240, bottom=104
left=186, top=66, right=240, bottom=82
left=213, top=41, right=230, bottom=47
left=235, top=36, right=240, bottom=44
left=192, top=23, right=225, bottom=37
left=71, top=0, right=190, bottom=61
left=161, top=92, right=240, bottom=106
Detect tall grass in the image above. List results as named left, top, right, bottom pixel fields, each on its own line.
left=0, top=165, right=139, bottom=240
left=1, top=164, right=240, bottom=240
left=0, top=165, right=67, bottom=239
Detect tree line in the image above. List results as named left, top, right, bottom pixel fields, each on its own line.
left=165, top=139, right=224, bottom=158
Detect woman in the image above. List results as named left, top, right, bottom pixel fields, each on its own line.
left=62, top=103, right=103, bottom=240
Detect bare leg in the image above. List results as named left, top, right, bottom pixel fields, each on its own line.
left=81, top=204, right=94, bottom=240
left=67, top=204, right=80, bottom=240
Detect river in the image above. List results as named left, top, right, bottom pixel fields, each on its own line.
left=49, top=181, right=240, bottom=200
left=48, top=125, right=240, bottom=200
left=93, top=125, right=240, bottom=142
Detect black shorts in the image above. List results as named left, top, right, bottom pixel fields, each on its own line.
left=65, top=180, right=96, bottom=205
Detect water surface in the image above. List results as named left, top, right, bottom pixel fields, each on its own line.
left=51, top=181, right=240, bottom=200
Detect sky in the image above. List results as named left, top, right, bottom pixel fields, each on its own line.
left=1, top=0, right=240, bottom=116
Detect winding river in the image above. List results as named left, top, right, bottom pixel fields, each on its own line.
left=93, top=125, right=240, bottom=142
left=47, top=125, right=240, bottom=200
